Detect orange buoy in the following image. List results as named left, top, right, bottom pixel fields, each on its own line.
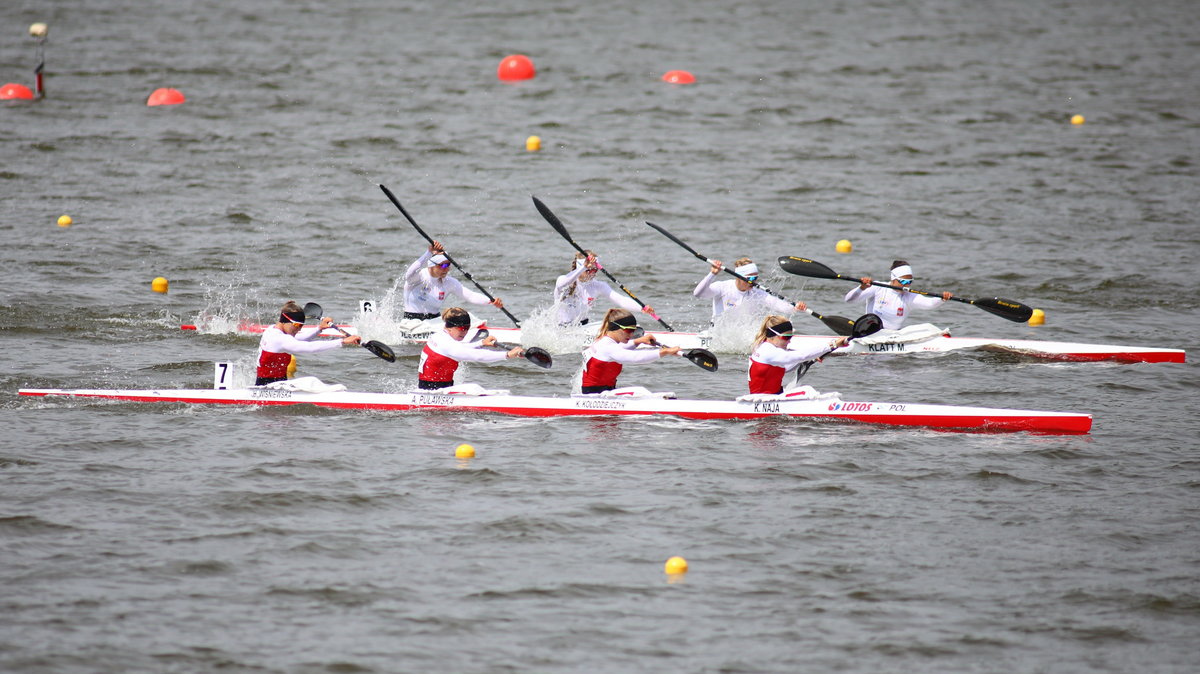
left=497, top=54, right=536, bottom=81
left=662, top=70, right=695, bottom=84
left=146, top=87, right=186, bottom=106
left=0, top=83, right=35, bottom=100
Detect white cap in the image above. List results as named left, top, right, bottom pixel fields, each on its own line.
left=890, top=265, right=913, bottom=279
left=734, top=263, right=759, bottom=277
left=430, top=254, right=449, bottom=266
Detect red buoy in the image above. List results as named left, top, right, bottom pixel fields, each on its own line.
left=662, top=70, right=696, bottom=85
left=497, top=54, right=536, bottom=81
left=0, top=83, right=35, bottom=100
left=146, top=87, right=186, bottom=106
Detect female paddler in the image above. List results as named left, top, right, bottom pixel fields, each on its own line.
left=748, top=315, right=847, bottom=395
left=554, top=251, right=656, bottom=326
left=418, top=307, right=525, bottom=390
left=580, top=309, right=681, bottom=394
left=402, top=241, right=504, bottom=325
left=694, top=257, right=807, bottom=322
left=256, top=301, right=361, bottom=386
left=844, top=260, right=952, bottom=330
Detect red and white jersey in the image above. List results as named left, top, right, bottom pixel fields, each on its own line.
left=693, top=274, right=794, bottom=319
left=581, top=335, right=663, bottom=389
left=747, top=339, right=836, bottom=394
left=419, top=329, right=510, bottom=383
left=844, top=285, right=944, bottom=330
left=256, top=325, right=342, bottom=380
left=403, top=250, right=491, bottom=314
left=554, top=265, right=641, bottom=324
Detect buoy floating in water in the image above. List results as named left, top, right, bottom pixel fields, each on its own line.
left=147, top=88, right=186, bottom=106
left=1028, top=308, right=1045, bottom=326
left=497, top=54, right=535, bottom=81
left=0, top=83, right=35, bottom=100
left=151, top=277, right=169, bottom=293
left=836, top=239, right=853, bottom=254
left=526, top=135, right=541, bottom=152
left=29, top=23, right=48, bottom=38
left=57, top=214, right=72, bottom=227
left=664, top=556, right=688, bottom=575
left=1070, top=114, right=1085, bottom=125
left=455, top=443, right=476, bottom=458
left=662, top=70, right=695, bottom=84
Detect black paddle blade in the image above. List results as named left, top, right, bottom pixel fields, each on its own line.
left=630, top=326, right=645, bottom=339
left=971, top=297, right=1034, bottom=323
left=816, top=313, right=856, bottom=336
left=778, top=256, right=843, bottom=280
left=684, top=348, right=718, bottom=372
left=470, top=328, right=490, bottom=343
left=303, top=302, right=323, bottom=320
left=532, top=196, right=573, bottom=240
left=524, top=346, right=553, bottom=369
left=362, top=340, right=396, bottom=363
left=850, top=313, right=884, bottom=339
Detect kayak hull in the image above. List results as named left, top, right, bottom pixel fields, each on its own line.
left=18, top=387, right=1093, bottom=434
left=179, top=323, right=1183, bottom=363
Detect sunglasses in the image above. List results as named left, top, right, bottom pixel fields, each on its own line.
left=744, top=275, right=758, bottom=282
left=897, top=278, right=913, bottom=286
left=435, top=262, right=451, bottom=270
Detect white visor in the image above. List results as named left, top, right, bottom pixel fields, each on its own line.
left=734, top=263, right=759, bottom=277
left=430, top=254, right=449, bottom=266
left=890, top=265, right=913, bottom=279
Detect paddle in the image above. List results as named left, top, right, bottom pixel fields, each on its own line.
left=303, top=302, right=323, bottom=321
left=792, top=313, right=884, bottom=384
left=778, top=256, right=1034, bottom=323
left=330, top=323, right=397, bottom=363
left=628, top=328, right=718, bottom=372
left=532, top=196, right=675, bottom=332
left=379, top=184, right=522, bottom=328
left=467, top=328, right=553, bottom=369
left=644, top=221, right=855, bottom=336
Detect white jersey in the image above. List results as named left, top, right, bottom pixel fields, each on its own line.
left=749, top=338, right=834, bottom=372
left=423, top=329, right=511, bottom=365
left=844, top=285, right=944, bottom=330
left=553, top=266, right=641, bottom=325
left=257, top=325, right=343, bottom=357
left=693, top=273, right=794, bottom=319
left=403, top=251, right=491, bottom=314
left=582, top=335, right=665, bottom=366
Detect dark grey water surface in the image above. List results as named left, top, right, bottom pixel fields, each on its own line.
left=3, top=0, right=1198, bottom=672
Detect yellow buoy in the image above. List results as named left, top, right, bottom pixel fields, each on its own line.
left=835, top=239, right=853, bottom=254
left=57, top=214, right=72, bottom=227
left=664, top=556, right=688, bottom=575
left=151, top=276, right=169, bottom=293
left=1028, top=308, right=1045, bottom=326
left=525, top=135, right=541, bottom=152
left=455, top=443, right=476, bottom=458
left=29, top=23, right=48, bottom=38
left=1070, top=114, right=1085, bottom=125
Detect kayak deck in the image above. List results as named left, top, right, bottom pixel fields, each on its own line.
left=18, top=387, right=1093, bottom=435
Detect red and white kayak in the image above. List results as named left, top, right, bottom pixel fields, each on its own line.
left=19, top=385, right=1092, bottom=434
left=179, top=320, right=1183, bottom=363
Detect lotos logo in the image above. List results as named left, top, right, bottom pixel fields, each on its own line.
left=829, top=403, right=840, bottom=411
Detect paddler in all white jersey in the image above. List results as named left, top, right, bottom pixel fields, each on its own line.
left=748, top=315, right=847, bottom=395
left=844, top=260, right=952, bottom=330
left=554, top=251, right=657, bottom=326
left=402, top=240, right=505, bottom=326
left=417, top=307, right=525, bottom=390
left=255, top=301, right=360, bottom=386
left=694, top=257, right=808, bottom=322
left=580, top=309, right=681, bottom=394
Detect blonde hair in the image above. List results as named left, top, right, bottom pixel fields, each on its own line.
left=596, top=308, right=633, bottom=340
left=753, top=315, right=789, bottom=349
left=281, top=300, right=303, bottom=315
left=563, top=249, right=599, bottom=300
left=733, top=257, right=753, bottom=268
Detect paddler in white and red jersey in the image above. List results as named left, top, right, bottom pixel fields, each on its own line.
left=418, top=307, right=524, bottom=390
left=747, top=315, right=847, bottom=395
left=694, top=257, right=807, bottom=322
left=402, top=240, right=504, bottom=323
left=843, top=260, right=952, bottom=330
left=255, top=301, right=360, bottom=386
left=580, top=309, right=681, bottom=394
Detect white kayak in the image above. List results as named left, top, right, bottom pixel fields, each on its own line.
left=19, top=382, right=1092, bottom=434
left=179, top=319, right=1184, bottom=364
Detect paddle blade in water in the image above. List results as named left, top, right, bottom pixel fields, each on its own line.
left=971, top=297, right=1034, bottom=323
left=850, top=313, right=884, bottom=339
left=363, top=340, right=396, bottom=363
left=778, top=256, right=842, bottom=280
left=524, top=346, right=553, bottom=369
left=303, top=302, right=323, bottom=320
left=684, top=348, right=718, bottom=372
